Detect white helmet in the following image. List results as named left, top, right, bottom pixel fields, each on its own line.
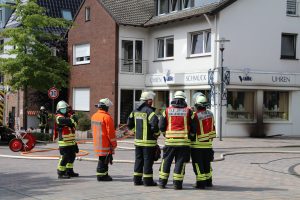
left=192, top=92, right=205, bottom=105
left=56, top=100, right=69, bottom=111
left=140, top=91, right=155, bottom=101
left=40, top=106, right=45, bottom=110
left=195, top=95, right=208, bottom=107
left=174, top=91, right=186, bottom=99
left=98, top=98, right=113, bottom=107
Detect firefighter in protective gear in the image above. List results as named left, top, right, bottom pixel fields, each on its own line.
left=37, top=106, right=49, bottom=133
left=158, top=91, right=196, bottom=190
left=127, top=91, right=159, bottom=186
left=191, top=94, right=216, bottom=189
left=92, top=98, right=117, bottom=181
left=54, top=100, right=79, bottom=179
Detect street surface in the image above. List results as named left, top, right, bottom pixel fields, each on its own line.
left=1, top=137, right=300, bottom=200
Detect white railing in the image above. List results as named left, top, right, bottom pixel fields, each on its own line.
left=119, top=59, right=147, bottom=75
left=287, top=0, right=299, bottom=16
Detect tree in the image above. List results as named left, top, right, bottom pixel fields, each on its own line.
left=0, top=0, right=71, bottom=129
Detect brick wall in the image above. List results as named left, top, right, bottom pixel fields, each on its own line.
left=68, top=0, right=119, bottom=122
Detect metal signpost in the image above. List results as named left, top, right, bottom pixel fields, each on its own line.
left=48, top=87, right=59, bottom=136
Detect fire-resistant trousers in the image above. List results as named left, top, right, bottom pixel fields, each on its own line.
left=97, top=156, right=109, bottom=177
left=133, top=146, right=156, bottom=184
left=191, top=148, right=213, bottom=186
left=159, top=146, right=190, bottom=187
left=57, top=145, right=76, bottom=173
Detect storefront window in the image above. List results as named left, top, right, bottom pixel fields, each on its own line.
left=263, top=91, right=289, bottom=121
left=227, top=91, right=254, bottom=121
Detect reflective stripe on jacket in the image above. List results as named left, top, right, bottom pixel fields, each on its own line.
left=127, top=103, right=159, bottom=147
left=91, top=110, right=117, bottom=156
left=191, top=109, right=216, bottom=148
left=164, top=106, right=192, bottom=146
left=55, top=113, right=77, bottom=147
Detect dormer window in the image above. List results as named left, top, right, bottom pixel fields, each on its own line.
left=158, top=0, right=168, bottom=15
left=61, top=9, right=72, bottom=21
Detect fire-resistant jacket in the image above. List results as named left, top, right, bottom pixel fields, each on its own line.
left=159, top=99, right=196, bottom=146
left=54, top=113, right=77, bottom=147
left=91, top=110, right=117, bottom=156
left=127, top=102, right=159, bottom=147
left=191, top=108, right=216, bottom=148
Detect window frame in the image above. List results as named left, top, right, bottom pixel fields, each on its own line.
left=189, top=30, right=211, bottom=57
left=263, top=91, right=289, bottom=122
left=155, top=36, right=174, bottom=60
left=226, top=90, right=255, bottom=122
left=286, top=0, right=298, bottom=16
left=85, top=7, right=91, bottom=21
left=281, top=33, right=297, bottom=60
left=73, top=43, right=91, bottom=65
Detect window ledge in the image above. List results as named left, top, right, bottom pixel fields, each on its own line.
left=280, top=57, right=299, bottom=60
left=73, top=62, right=90, bottom=66
left=153, top=58, right=174, bottom=62
left=186, top=54, right=211, bottom=59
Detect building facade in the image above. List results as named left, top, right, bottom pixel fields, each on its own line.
left=69, top=0, right=300, bottom=137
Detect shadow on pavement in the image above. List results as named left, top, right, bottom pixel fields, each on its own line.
left=208, top=185, right=287, bottom=192
left=0, top=172, right=91, bottom=199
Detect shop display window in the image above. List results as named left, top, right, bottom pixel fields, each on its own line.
left=263, top=91, right=289, bottom=121
left=227, top=91, right=254, bottom=121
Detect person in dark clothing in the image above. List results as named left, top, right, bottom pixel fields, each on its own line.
left=158, top=91, right=196, bottom=190
left=37, top=106, right=49, bottom=133
left=127, top=91, right=160, bottom=186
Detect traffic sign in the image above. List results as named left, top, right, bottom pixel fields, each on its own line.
left=48, top=87, right=59, bottom=99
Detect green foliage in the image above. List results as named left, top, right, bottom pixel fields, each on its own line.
left=76, top=112, right=91, bottom=131
left=0, top=0, right=72, bottom=92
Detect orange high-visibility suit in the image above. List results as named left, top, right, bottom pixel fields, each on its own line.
left=91, top=110, right=117, bottom=178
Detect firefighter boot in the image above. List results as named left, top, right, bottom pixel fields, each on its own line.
left=206, top=178, right=213, bottom=187
left=173, top=180, right=183, bottom=190
left=143, top=177, right=157, bottom=186
left=133, top=176, right=143, bottom=186
left=193, top=181, right=206, bottom=189
left=158, top=178, right=167, bottom=189
left=97, top=175, right=113, bottom=181
left=57, top=170, right=70, bottom=179
left=66, top=168, right=79, bottom=177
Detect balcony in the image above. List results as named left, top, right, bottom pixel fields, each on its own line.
left=119, top=59, right=147, bottom=75
left=287, top=0, right=299, bottom=16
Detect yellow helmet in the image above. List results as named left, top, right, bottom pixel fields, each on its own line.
left=174, top=91, right=186, bottom=99
left=56, top=100, right=69, bottom=111
left=140, top=91, right=155, bottom=101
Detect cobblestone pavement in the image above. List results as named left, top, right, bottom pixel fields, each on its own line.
left=1, top=136, right=300, bottom=200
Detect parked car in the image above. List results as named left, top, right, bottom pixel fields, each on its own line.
left=0, top=126, right=15, bottom=144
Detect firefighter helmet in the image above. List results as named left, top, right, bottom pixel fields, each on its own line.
left=140, top=91, right=155, bottom=101
left=40, top=106, right=45, bottom=110
left=195, top=95, right=208, bottom=107
left=98, top=98, right=113, bottom=107
left=174, top=91, right=186, bottom=99
left=56, top=100, right=69, bottom=111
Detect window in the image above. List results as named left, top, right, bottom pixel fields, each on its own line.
left=0, top=39, right=4, bottom=54
left=121, top=39, right=143, bottom=74
left=158, top=0, right=168, bottom=15
left=0, top=9, right=3, bottom=22
left=281, top=33, right=297, bottom=59
left=61, top=9, right=72, bottom=21
left=156, top=36, right=174, bottom=59
left=227, top=91, right=255, bottom=121
left=190, top=30, right=211, bottom=55
left=263, top=91, right=289, bottom=121
left=73, top=88, right=90, bottom=111
left=286, top=0, right=298, bottom=16
left=169, top=0, right=179, bottom=12
left=74, top=43, right=90, bottom=65
left=85, top=7, right=90, bottom=21
left=182, top=0, right=192, bottom=9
